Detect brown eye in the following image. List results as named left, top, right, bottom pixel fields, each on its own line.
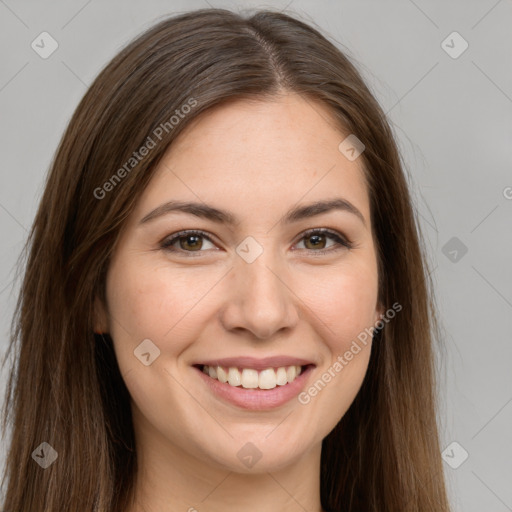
left=160, top=228, right=352, bottom=257
left=295, top=229, right=352, bottom=254
left=178, top=234, right=203, bottom=251
left=303, top=233, right=328, bottom=250
left=161, top=230, right=216, bottom=254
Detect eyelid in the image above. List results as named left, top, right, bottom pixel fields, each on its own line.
left=160, top=228, right=353, bottom=255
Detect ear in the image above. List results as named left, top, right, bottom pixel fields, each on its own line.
left=93, top=295, right=109, bottom=334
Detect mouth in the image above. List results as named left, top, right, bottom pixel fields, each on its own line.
left=192, top=357, right=316, bottom=410
left=194, top=363, right=312, bottom=389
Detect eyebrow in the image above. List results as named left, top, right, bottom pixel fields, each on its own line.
left=139, top=197, right=366, bottom=228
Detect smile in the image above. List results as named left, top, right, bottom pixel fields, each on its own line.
left=192, top=357, right=316, bottom=410
left=201, top=364, right=304, bottom=390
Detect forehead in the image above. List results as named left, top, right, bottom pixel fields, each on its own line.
left=133, top=94, right=371, bottom=226
left=169, top=94, right=351, bottom=166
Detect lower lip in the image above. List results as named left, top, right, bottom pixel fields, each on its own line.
left=194, top=365, right=315, bottom=410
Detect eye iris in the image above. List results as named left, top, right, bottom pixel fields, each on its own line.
left=169, top=231, right=338, bottom=253
left=181, top=234, right=203, bottom=251
left=305, top=233, right=326, bottom=250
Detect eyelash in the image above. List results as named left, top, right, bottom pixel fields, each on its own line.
left=160, top=228, right=353, bottom=257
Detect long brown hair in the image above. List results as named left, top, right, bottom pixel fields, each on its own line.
left=1, top=7, right=450, bottom=511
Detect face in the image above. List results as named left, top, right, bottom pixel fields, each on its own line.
left=96, top=93, right=383, bottom=474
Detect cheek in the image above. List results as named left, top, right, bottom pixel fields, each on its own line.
left=105, top=259, right=221, bottom=360
left=104, top=259, right=178, bottom=375
left=297, top=267, right=377, bottom=424
left=304, top=260, right=379, bottom=345
left=106, top=264, right=166, bottom=339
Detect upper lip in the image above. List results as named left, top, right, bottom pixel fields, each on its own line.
left=194, top=356, right=315, bottom=371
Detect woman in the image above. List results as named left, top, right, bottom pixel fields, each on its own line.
left=0, top=7, right=451, bottom=511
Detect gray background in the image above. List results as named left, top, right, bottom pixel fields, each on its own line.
left=1, top=0, right=511, bottom=510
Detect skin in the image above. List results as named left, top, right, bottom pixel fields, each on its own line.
left=95, top=92, right=383, bottom=512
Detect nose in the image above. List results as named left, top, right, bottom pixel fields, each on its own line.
left=219, top=252, right=300, bottom=340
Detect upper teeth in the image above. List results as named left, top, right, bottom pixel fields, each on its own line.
left=202, top=365, right=303, bottom=389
